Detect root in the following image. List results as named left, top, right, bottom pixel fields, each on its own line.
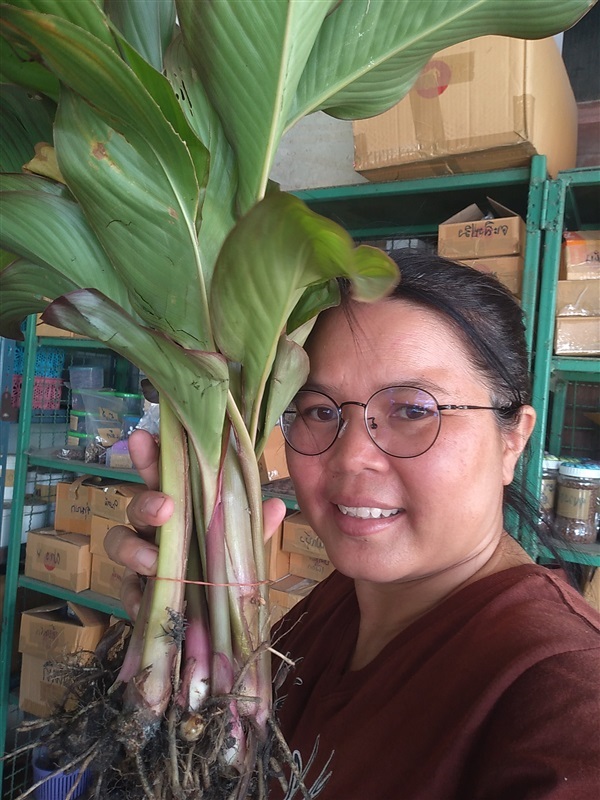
left=5, top=635, right=316, bottom=800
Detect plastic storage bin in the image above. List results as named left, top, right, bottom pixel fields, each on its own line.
left=11, top=376, right=63, bottom=410
left=69, top=365, right=104, bottom=390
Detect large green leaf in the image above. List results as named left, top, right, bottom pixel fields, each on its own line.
left=54, top=89, right=211, bottom=349
left=0, top=257, right=78, bottom=339
left=164, top=33, right=238, bottom=276
left=0, top=5, right=208, bottom=193
left=176, top=0, right=334, bottom=213
left=104, top=0, right=176, bottom=72
left=210, top=192, right=399, bottom=436
left=0, top=37, right=59, bottom=99
left=43, top=289, right=229, bottom=522
left=0, top=84, right=55, bottom=172
left=0, top=181, right=134, bottom=313
left=5, top=0, right=117, bottom=49
left=291, top=0, right=596, bottom=122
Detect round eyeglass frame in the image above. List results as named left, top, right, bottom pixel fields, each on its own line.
left=279, top=386, right=516, bottom=459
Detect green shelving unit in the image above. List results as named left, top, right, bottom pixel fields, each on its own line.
left=0, top=316, right=144, bottom=791
left=526, top=167, right=600, bottom=563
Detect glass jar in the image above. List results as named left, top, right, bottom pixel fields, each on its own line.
left=539, top=454, right=560, bottom=527
left=555, top=462, right=600, bottom=544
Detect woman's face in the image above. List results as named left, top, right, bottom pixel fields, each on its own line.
left=286, top=298, right=533, bottom=586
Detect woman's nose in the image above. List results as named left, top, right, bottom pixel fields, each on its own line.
left=328, top=408, right=388, bottom=471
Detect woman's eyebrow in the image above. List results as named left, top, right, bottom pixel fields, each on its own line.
left=301, top=378, right=450, bottom=396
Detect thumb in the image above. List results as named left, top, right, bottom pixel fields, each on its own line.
left=262, top=498, right=287, bottom=543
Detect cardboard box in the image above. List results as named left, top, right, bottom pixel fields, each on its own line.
left=89, top=482, right=142, bottom=524
left=460, top=255, right=523, bottom=297
left=560, top=231, right=600, bottom=280
left=90, top=553, right=127, bottom=600
left=265, top=521, right=291, bottom=582
left=353, top=36, right=576, bottom=181
left=282, top=513, right=328, bottom=559
left=259, top=426, right=289, bottom=484
left=24, top=528, right=92, bottom=592
left=19, top=601, right=109, bottom=660
left=437, top=199, right=525, bottom=260
left=556, top=279, right=600, bottom=317
left=0, top=576, right=50, bottom=674
left=54, top=479, right=93, bottom=535
left=19, top=653, right=72, bottom=717
left=289, top=551, right=335, bottom=582
left=554, top=317, right=600, bottom=355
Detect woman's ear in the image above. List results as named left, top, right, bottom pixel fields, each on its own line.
left=502, top=405, right=536, bottom=485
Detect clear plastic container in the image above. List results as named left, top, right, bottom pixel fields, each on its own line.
left=555, top=462, right=600, bottom=544
left=69, top=365, right=104, bottom=389
left=115, top=391, right=143, bottom=416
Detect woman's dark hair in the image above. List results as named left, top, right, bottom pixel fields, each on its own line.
left=338, top=250, right=578, bottom=586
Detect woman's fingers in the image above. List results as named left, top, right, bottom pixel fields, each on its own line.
left=120, top=568, right=145, bottom=621
left=104, top=525, right=158, bottom=574
left=126, top=490, right=175, bottom=534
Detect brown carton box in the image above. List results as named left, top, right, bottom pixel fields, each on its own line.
left=459, top=255, right=523, bottom=297
left=19, top=601, right=109, bottom=659
left=89, top=482, right=143, bottom=524
left=19, top=653, right=72, bottom=717
left=556, top=279, right=600, bottom=317
left=353, top=36, right=576, bottom=181
left=24, top=528, right=92, bottom=592
left=289, top=551, right=335, bottom=582
left=560, top=231, right=600, bottom=280
left=90, top=553, right=127, bottom=600
left=437, top=199, right=525, bottom=261
left=259, top=426, right=289, bottom=484
left=54, top=479, right=92, bottom=535
left=554, top=317, right=600, bottom=355
left=282, top=512, right=328, bottom=559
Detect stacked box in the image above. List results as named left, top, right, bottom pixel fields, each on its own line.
left=19, top=602, right=109, bottom=717
left=24, top=528, right=92, bottom=592
left=555, top=231, right=600, bottom=355
left=437, top=198, right=525, bottom=297
left=267, top=512, right=334, bottom=624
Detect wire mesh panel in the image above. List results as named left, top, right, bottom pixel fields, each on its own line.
left=551, top=380, right=600, bottom=460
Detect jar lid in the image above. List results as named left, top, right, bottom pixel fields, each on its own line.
left=559, top=462, right=600, bottom=479
left=542, top=455, right=560, bottom=470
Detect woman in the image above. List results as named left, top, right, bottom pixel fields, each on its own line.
left=107, top=253, right=600, bottom=798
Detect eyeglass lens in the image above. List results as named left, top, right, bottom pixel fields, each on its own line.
left=280, top=387, right=442, bottom=458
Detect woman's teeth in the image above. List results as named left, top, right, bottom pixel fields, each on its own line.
left=337, top=505, right=400, bottom=519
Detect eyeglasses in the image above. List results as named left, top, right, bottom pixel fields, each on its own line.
left=280, top=386, right=517, bottom=459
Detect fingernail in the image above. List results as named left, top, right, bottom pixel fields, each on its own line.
left=137, top=547, right=158, bottom=570
left=140, top=495, right=167, bottom=517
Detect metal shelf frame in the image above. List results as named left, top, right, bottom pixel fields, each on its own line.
left=525, top=167, right=600, bottom=564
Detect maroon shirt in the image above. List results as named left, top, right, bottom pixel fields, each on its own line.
left=271, top=565, right=600, bottom=799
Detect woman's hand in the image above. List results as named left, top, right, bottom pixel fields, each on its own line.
left=104, top=428, right=287, bottom=619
